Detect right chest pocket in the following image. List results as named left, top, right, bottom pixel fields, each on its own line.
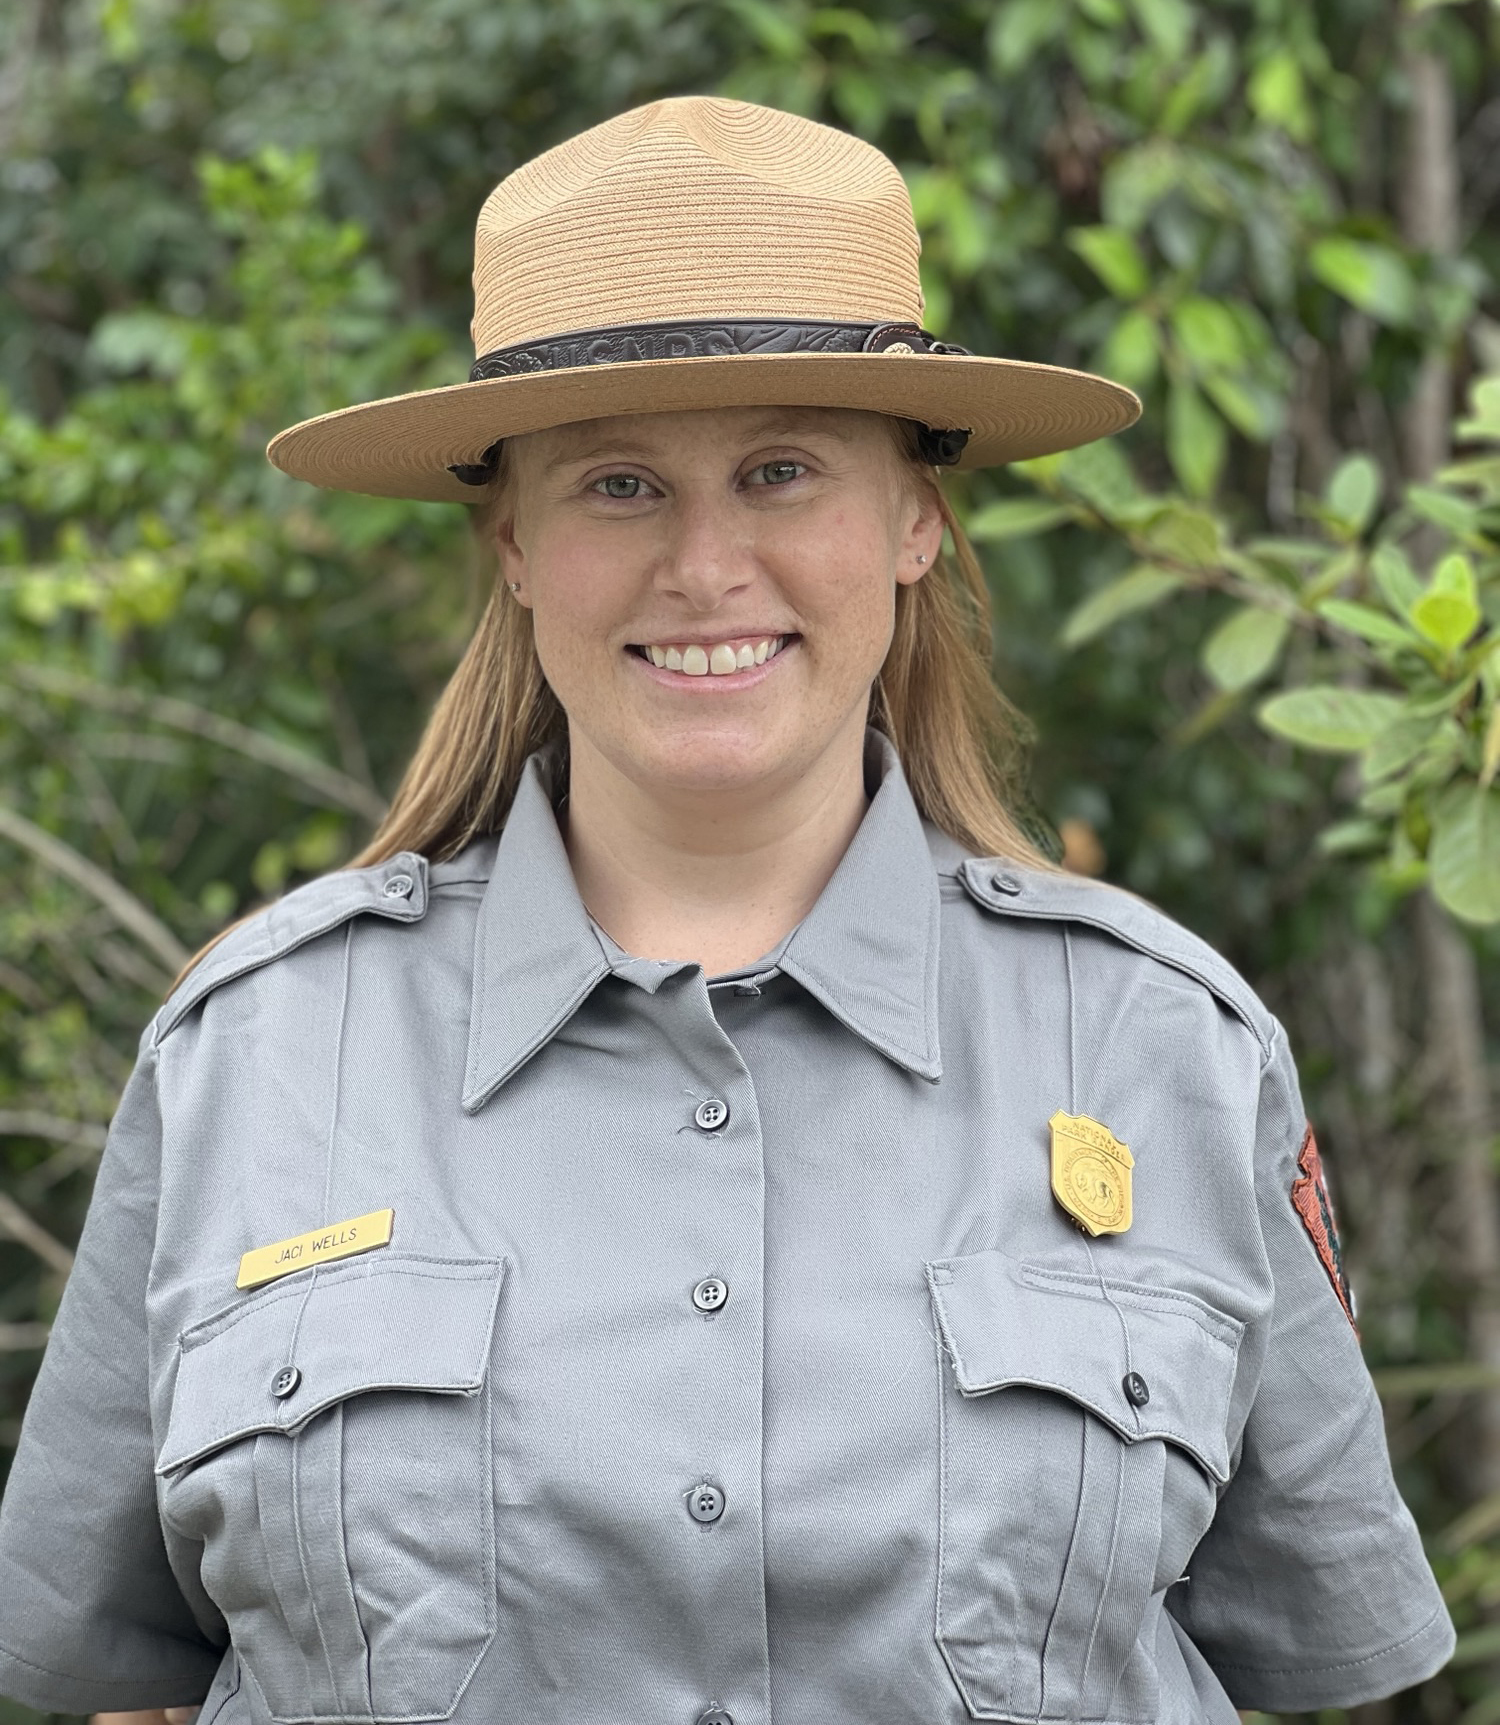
left=926, top=1249, right=1242, bottom=1725
left=155, top=1254, right=504, bottom=1725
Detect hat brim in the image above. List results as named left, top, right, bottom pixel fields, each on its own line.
left=265, top=351, right=1141, bottom=503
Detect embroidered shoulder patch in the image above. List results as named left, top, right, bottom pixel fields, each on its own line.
left=1290, top=1124, right=1357, bottom=1330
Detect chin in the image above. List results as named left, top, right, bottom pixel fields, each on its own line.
left=625, top=726, right=804, bottom=794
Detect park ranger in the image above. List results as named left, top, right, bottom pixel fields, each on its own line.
left=0, top=95, right=1454, bottom=1725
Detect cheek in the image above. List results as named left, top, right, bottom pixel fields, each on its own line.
left=784, top=521, right=899, bottom=656
left=527, top=534, right=635, bottom=669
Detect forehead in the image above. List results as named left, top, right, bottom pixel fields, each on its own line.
left=528, top=405, right=885, bottom=465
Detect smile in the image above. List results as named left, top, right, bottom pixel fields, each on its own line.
left=629, top=634, right=795, bottom=677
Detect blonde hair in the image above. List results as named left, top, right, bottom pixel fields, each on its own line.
left=174, top=415, right=1053, bottom=987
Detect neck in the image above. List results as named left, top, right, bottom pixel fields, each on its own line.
left=559, top=720, right=871, bottom=974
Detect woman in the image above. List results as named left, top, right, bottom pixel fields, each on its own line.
left=0, top=96, right=1453, bottom=1725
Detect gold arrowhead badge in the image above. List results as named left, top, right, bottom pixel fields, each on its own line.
left=1048, top=1111, right=1133, bottom=1236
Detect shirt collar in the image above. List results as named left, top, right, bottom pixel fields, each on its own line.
left=461, top=727, right=945, bottom=1113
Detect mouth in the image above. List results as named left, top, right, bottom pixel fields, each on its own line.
left=627, top=632, right=799, bottom=679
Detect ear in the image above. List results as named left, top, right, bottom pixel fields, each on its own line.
left=494, top=506, right=532, bottom=606
left=894, top=470, right=946, bottom=588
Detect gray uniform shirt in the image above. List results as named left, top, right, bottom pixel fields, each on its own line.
left=0, top=728, right=1455, bottom=1725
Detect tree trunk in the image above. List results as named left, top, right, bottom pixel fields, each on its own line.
left=1399, top=38, right=1500, bottom=1502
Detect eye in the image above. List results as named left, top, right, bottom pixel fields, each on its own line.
left=592, top=473, right=653, bottom=500
left=748, top=460, right=805, bottom=487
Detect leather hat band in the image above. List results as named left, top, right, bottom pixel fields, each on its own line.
left=450, top=319, right=973, bottom=483
left=467, top=318, right=972, bottom=381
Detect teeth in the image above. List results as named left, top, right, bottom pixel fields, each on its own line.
left=641, top=635, right=787, bottom=673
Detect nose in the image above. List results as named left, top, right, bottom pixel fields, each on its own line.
left=655, top=492, right=754, bottom=611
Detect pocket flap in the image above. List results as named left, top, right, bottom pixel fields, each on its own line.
left=157, top=1254, right=504, bottom=1475
left=925, top=1249, right=1242, bottom=1483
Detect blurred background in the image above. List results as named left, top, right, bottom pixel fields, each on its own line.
left=2, top=0, right=1499, bottom=1721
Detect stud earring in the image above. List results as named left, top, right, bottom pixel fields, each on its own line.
left=917, top=554, right=928, bottom=565
left=508, top=581, right=521, bottom=593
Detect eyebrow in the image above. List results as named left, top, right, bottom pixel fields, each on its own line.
left=546, top=410, right=860, bottom=467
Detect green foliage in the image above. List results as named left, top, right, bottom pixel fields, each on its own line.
left=1039, top=360, right=1500, bottom=925
left=2, top=3, right=1499, bottom=1721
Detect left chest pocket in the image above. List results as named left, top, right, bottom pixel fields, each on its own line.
left=925, top=1249, right=1242, bottom=1725
left=156, top=1253, right=504, bottom=1725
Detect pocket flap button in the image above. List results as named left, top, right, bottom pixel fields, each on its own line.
left=693, top=1098, right=729, bottom=1132
left=1123, top=1370, right=1151, bottom=1407
left=271, top=1365, right=302, bottom=1400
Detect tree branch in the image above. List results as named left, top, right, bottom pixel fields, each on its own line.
left=0, top=1191, right=75, bottom=1276
left=0, top=803, right=189, bottom=973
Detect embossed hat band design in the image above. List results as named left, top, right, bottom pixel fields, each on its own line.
left=447, top=320, right=977, bottom=484
left=265, top=95, right=1142, bottom=503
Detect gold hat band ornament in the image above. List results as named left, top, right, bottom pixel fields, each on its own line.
left=266, top=96, right=1141, bottom=504
left=1048, top=1111, right=1133, bottom=1237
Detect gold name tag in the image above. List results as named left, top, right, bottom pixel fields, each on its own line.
left=236, top=1208, right=395, bottom=1290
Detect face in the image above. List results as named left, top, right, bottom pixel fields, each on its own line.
left=495, top=405, right=944, bottom=801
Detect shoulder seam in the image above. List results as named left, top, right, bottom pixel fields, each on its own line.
left=152, top=854, right=429, bottom=1045
left=956, top=860, right=1273, bottom=1060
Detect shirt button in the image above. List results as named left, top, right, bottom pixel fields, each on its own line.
left=693, top=1098, right=729, bottom=1132
left=382, top=873, right=414, bottom=899
left=686, top=1481, right=725, bottom=1523
left=697, top=1711, right=734, bottom=1725
left=692, top=1277, right=728, bottom=1312
left=1123, top=1371, right=1151, bottom=1407
left=989, top=870, right=1023, bottom=896
left=271, top=1365, right=301, bottom=1400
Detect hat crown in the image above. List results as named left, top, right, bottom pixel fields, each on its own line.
left=470, top=96, right=924, bottom=355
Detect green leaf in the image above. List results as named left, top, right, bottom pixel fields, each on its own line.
left=1457, top=376, right=1500, bottom=441
left=1362, top=714, right=1445, bottom=782
left=1201, top=373, right=1282, bottom=441
left=1248, top=49, right=1311, bottom=143
left=1317, top=819, right=1386, bottom=855
left=1097, top=307, right=1159, bottom=389
left=1406, top=484, right=1480, bottom=537
left=1309, top=237, right=1417, bottom=326
left=965, top=497, right=1074, bottom=541
left=987, top=0, right=1063, bottom=71
left=1370, top=543, right=1422, bottom=613
left=1429, top=788, right=1500, bottom=924
left=1316, top=598, right=1418, bottom=649
left=1060, top=565, right=1183, bottom=648
left=1170, top=296, right=1245, bottom=374
left=1142, top=503, right=1222, bottom=568
left=1411, top=557, right=1481, bottom=649
left=1257, top=687, right=1407, bottom=751
left=1067, top=226, right=1149, bottom=300
left=1054, top=438, right=1142, bottom=515
left=1325, top=455, right=1382, bottom=535
left=1100, top=140, right=1181, bottom=232
left=1167, top=378, right=1226, bottom=498
left=1128, top=0, right=1193, bottom=58
left=1201, top=607, right=1291, bottom=692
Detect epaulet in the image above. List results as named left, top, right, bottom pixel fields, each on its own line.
left=955, top=857, right=1274, bottom=1060
left=152, top=852, right=430, bottom=1043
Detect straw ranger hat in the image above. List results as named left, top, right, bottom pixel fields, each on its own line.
left=267, top=96, right=1141, bottom=504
